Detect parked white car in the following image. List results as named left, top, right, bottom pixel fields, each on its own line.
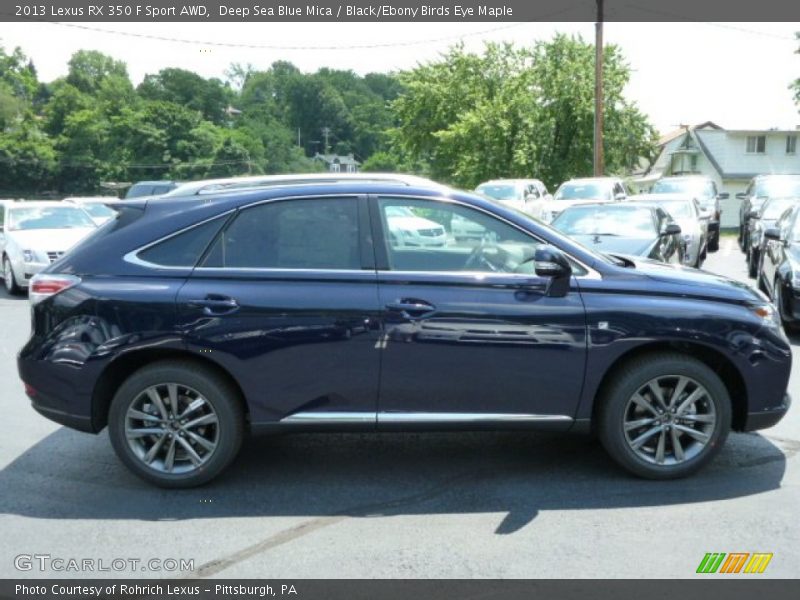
left=631, top=193, right=709, bottom=268
left=475, top=179, right=551, bottom=215
left=1, top=201, right=97, bottom=294
left=537, top=177, right=629, bottom=223
left=385, top=206, right=447, bottom=248
left=64, top=197, right=117, bottom=226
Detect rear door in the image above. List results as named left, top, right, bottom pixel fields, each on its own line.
left=371, top=195, right=588, bottom=427
left=176, top=195, right=381, bottom=426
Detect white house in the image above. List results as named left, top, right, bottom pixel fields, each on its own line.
left=636, top=122, right=800, bottom=227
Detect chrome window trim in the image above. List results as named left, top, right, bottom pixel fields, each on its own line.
left=123, top=191, right=602, bottom=280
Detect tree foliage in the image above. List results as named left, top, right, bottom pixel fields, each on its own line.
left=392, top=36, right=658, bottom=189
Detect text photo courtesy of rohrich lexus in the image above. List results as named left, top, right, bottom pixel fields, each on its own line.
left=10, top=171, right=791, bottom=488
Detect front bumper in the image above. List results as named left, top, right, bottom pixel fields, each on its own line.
left=744, top=393, right=791, bottom=431
left=15, top=260, right=49, bottom=288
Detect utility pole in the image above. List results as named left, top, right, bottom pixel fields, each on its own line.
left=593, top=0, right=604, bottom=176
left=321, top=127, right=331, bottom=154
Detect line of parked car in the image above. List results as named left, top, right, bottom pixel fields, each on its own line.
left=474, top=174, right=724, bottom=269
left=733, top=174, right=800, bottom=328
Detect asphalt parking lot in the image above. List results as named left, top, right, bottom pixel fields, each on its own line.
left=1, top=235, right=798, bottom=579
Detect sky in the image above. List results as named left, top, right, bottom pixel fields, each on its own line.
left=1, top=21, right=798, bottom=134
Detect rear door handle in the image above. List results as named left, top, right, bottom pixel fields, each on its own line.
left=189, top=295, right=240, bottom=316
left=385, top=299, right=436, bottom=320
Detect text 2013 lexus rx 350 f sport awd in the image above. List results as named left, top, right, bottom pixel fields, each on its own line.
left=18, top=182, right=792, bottom=487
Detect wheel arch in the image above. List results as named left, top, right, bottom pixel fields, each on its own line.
left=91, top=348, right=249, bottom=432
left=588, top=341, right=748, bottom=432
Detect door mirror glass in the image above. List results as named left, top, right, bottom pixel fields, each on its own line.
left=534, top=245, right=572, bottom=297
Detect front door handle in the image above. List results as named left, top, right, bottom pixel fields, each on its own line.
left=385, top=299, right=436, bottom=320
left=189, top=294, right=240, bottom=316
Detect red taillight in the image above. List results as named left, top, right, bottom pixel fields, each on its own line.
left=28, top=274, right=81, bottom=305
left=24, top=383, right=37, bottom=398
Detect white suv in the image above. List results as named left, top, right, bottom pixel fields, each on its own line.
left=537, top=177, right=628, bottom=223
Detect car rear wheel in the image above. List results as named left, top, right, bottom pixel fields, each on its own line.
left=3, top=256, right=22, bottom=295
left=108, top=360, right=245, bottom=488
left=597, top=353, right=730, bottom=479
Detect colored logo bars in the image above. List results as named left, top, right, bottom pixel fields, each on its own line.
left=696, top=553, right=773, bottom=574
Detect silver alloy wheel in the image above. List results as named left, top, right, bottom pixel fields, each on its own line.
left=623, top=375, right=717, bottom=466
left=3, top=258, right=14, bottom=292
left=124, top=383, right=219, bottom=474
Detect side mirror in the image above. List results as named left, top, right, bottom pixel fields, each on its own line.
left=662, top=223, right=682, bottom=236
left=534, top=245, right=572, bottom=297
left=736, top=192, right=747, bottom=200
left=764, top=227, right=782, bottom=242
left=614, top=193, right=626, bottom=201
left=748, top=210, right=760, bottom=219
left=718, top=193, right=729, bottom=200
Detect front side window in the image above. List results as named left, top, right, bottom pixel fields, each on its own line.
left=203, top=197, right=360, bottom=270
left=746, top=135, right=766, bottom=154
left=378, top=197, right=545, bottom=274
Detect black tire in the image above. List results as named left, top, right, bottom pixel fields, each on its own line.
left=747, top=248, right=758, bottom=279
left=708, top=230, right=719, bottom=253
left=597, top=352, right=731, bottom=480
left=3, top=256, right=22, bottom=295
left=108, top=360, right=245, bottom=488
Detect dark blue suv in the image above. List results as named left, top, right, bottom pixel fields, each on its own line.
left=17, top=181, right=792, bottom=487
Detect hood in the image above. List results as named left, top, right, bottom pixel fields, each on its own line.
left=7, top=227, right=96, bottom=253
left=608, top=255, right=765, bottom=305
left=571, top=235, right=656, bottom=257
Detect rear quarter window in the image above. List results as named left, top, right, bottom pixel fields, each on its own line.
left=137, top=217, right=227, bottom=267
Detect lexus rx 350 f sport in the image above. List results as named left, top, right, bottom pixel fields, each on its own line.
left=18, top=182, right=792, bottom=487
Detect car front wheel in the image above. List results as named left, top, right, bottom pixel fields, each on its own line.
left=108, top=360, right=245, bottom=488
left=597, top=353, right=731, bottom=479
left=3, top=256, right=21, bottom=295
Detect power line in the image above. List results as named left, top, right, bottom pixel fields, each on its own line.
left=42, top=20, right=529, bottom=51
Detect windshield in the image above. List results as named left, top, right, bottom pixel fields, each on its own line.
left=648, top=200, right=693, bottom=220
left=80, top=203, right=115, bottom=218
left=554, top=182, right=612, bottom=201
left=476, top=184, right=521, bottom=201
left=652, top=179, right=715, bottom=199
left=552, top=206, right=656, bottom=238
left=761, top=197, right=799, bottom=220
left=8, top=205, right=96, bottom=231
left=755, top=178, right=800, bottom=198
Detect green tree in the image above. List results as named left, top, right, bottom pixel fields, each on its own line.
left=66, top=50, right=129, bottom=95
left=792, top=33, right=800, bottom=107
left=392, top=37, right=657, bottom=190
left=138, top=68, right=233, bottom=124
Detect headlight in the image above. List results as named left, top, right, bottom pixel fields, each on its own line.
left=400, top=229, right=414, bottom=237
left=22, top=250, right=36, bottom=263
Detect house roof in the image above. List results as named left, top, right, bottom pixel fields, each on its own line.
left=657, top=121, right=723, bottom=147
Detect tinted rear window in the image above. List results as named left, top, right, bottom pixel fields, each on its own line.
left=202, top=198, right=360, bottom=270
left=138, top=217, right=227, bottom=267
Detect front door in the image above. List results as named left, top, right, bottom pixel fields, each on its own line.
left=371, top=195, right=588, bottom=428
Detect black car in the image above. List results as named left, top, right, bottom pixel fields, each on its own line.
left=744, top=196, right=800, bottom=278
left=759, top=205, right=800, bottom=328
left=651, top=176, right=727, bottom=252
left=551, top=203, right=683, bottom=264
left=738, top=174, right=800, bottom=251
left=18, top=182, right=792, bottom=487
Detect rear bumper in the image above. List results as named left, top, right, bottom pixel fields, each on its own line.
left=743, top=394, right=791, bottom=431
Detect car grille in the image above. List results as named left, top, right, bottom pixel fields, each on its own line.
left=419, top=228, right=444, bottom=237
left=47, top=251, right=65, bottom=263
